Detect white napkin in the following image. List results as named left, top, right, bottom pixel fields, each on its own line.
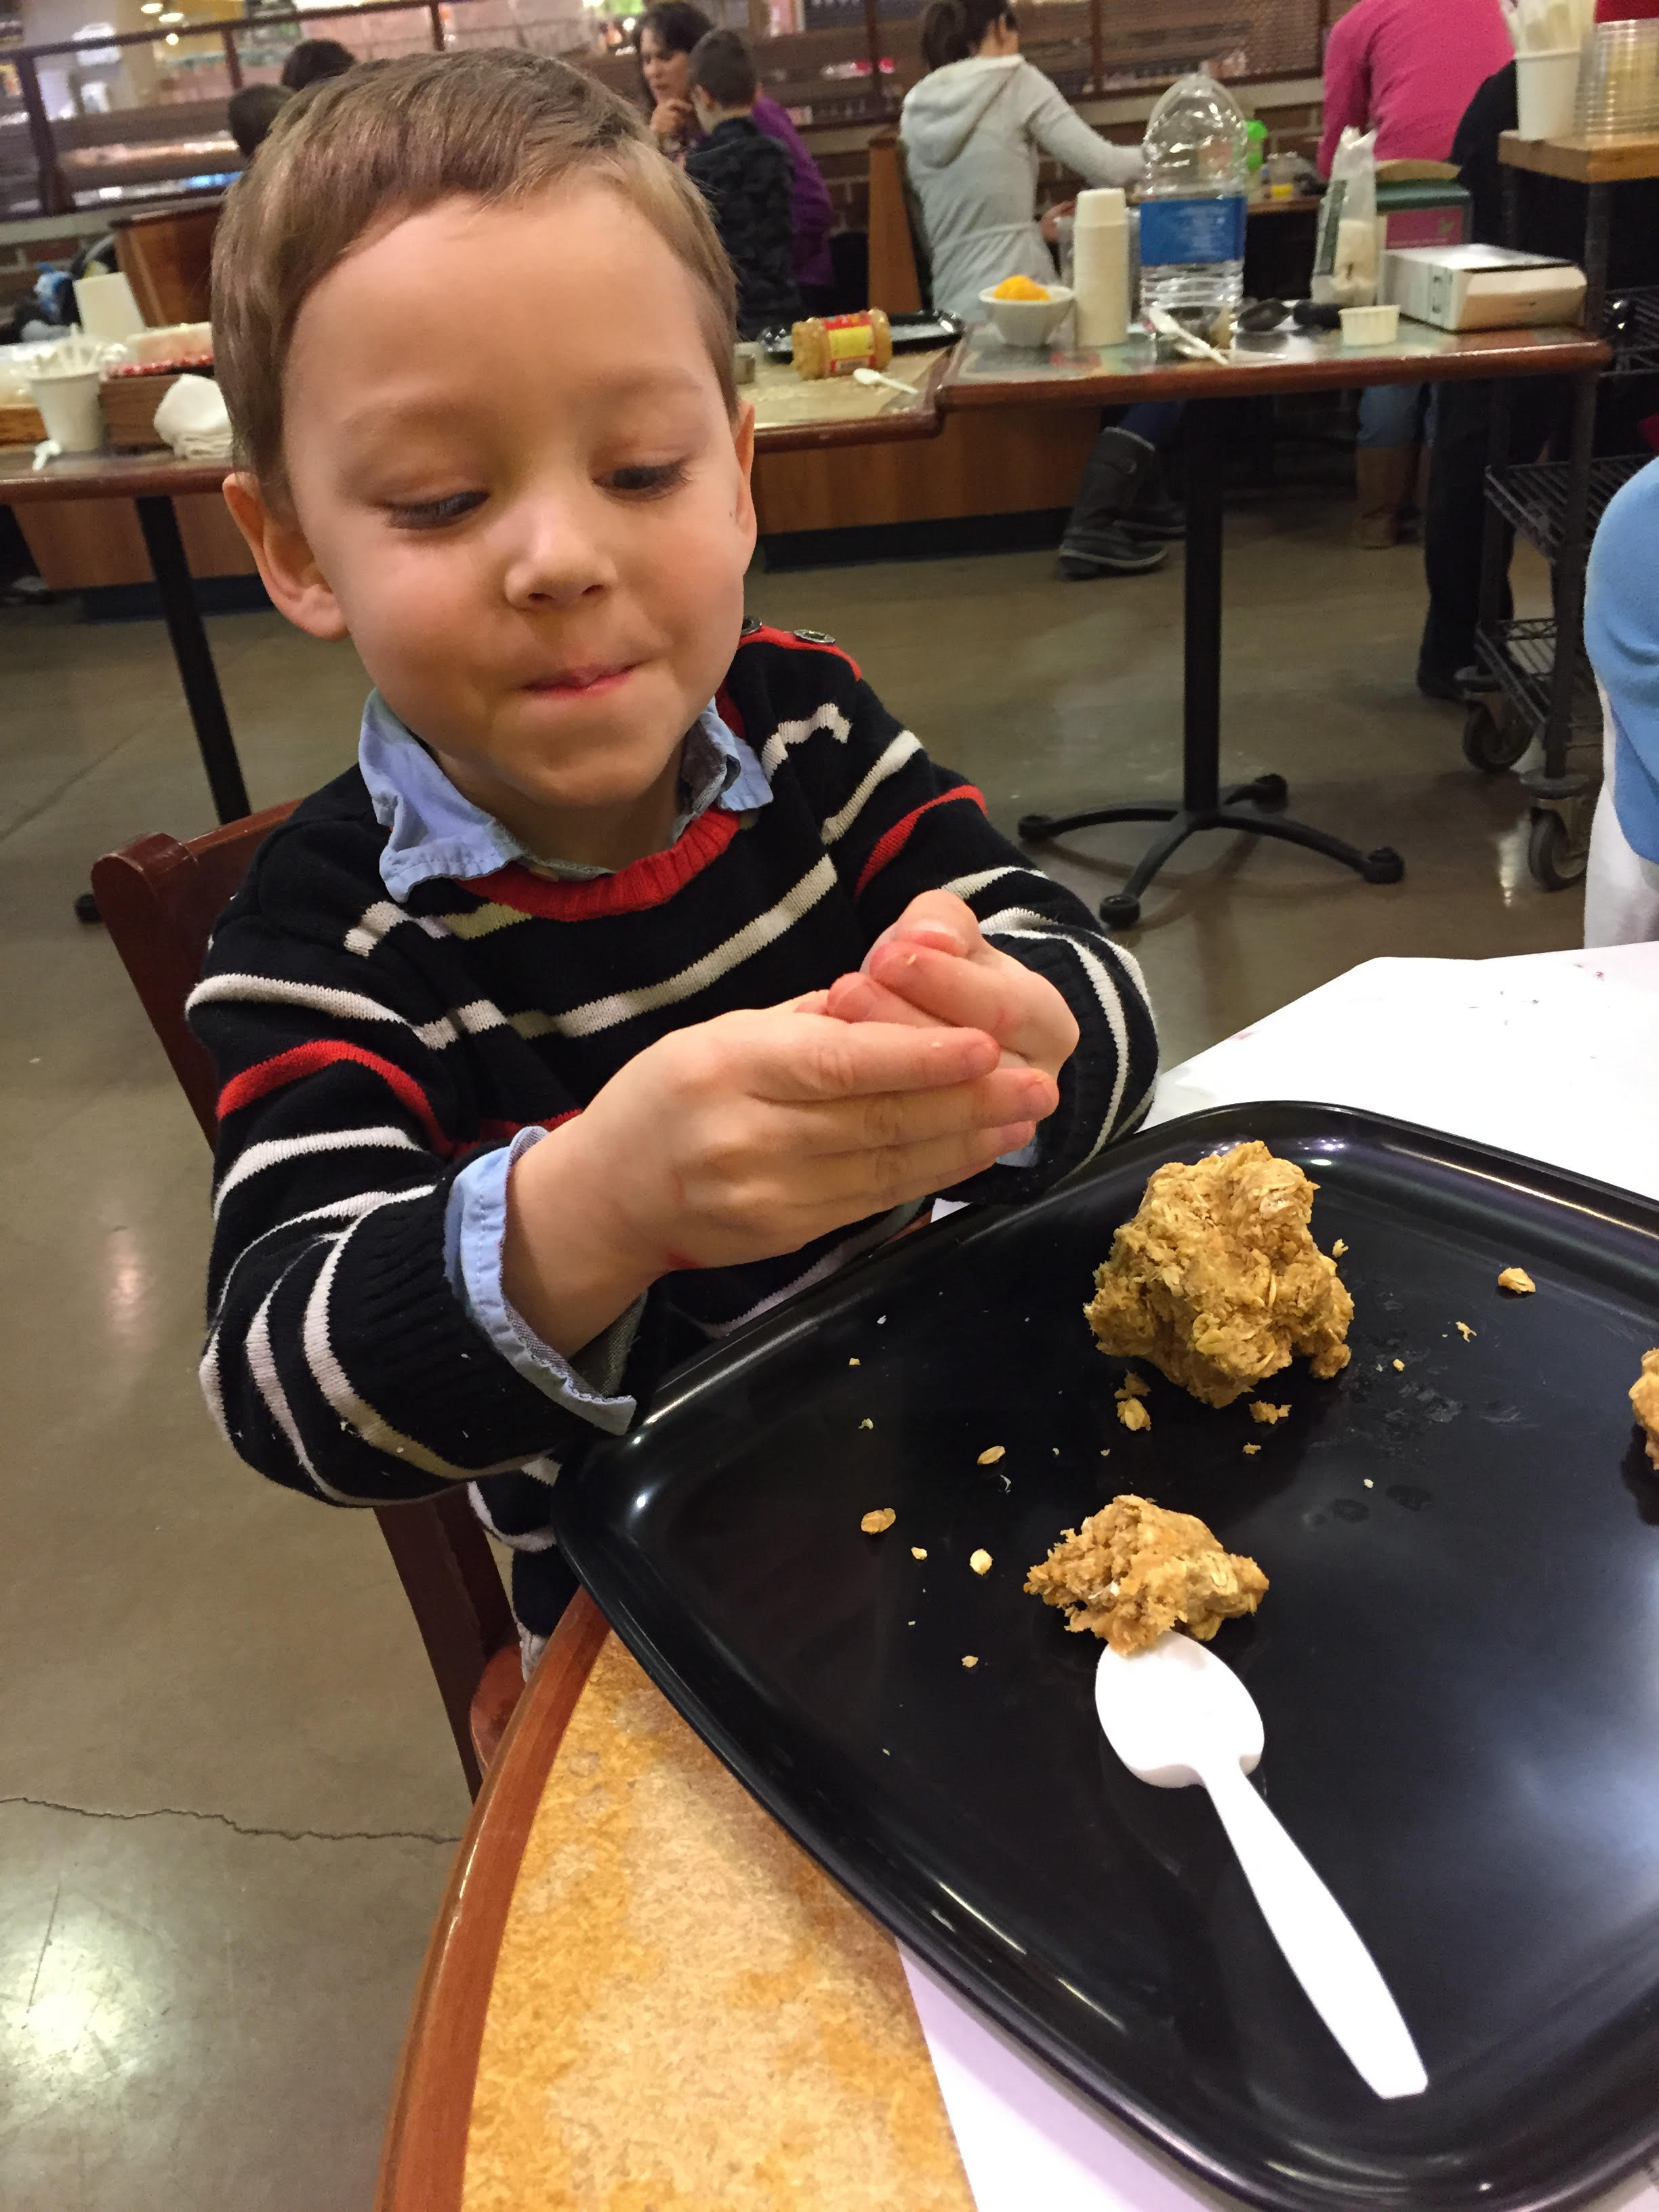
left=152, top=372, right=232, bottom=462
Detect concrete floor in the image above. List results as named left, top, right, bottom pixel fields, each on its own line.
left=0, top=485, right=1580, bottom=2209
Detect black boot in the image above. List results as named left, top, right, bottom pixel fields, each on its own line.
left=1126, top=450, right=1186, bottom=539
left=1059, top=428, right=1170, bottom=578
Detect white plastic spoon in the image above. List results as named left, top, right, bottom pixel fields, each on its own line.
left=852, top=365, right=916, bottom=396
left=1095, top=1633, right=1428, bottom=2100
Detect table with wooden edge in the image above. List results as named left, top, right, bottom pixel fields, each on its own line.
left=376, top=1587, right=979, bottom=2212
left=935, top=318, right=1610, bottom=930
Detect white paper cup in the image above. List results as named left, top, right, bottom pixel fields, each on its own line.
left=1516, top=48, right=1581, bottom=141
left=73, top=270, right=145, bottom=343
left=28, top=367, right=104, bottom=452
left=1340, top=303, right=1400, bottom=347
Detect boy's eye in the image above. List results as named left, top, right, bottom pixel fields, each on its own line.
left=386, top=491, right=486, bottom=531
left=602, top=462, right=688, bottom=497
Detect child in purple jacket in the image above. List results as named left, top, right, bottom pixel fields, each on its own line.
left=640, top=0, right=835, bottom=299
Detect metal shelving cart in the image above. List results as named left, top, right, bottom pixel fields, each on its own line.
left=1463, top=131, right=1659, bottom=890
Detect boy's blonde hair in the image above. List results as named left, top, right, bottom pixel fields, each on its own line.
left=212, top=49, right=737, bottom=502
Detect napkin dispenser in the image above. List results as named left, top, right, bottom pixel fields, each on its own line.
left=1381, top=244, right=1586, bottom=330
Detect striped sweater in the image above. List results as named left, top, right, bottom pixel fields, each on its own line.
left=190, top=626, right=1159, bottom=1633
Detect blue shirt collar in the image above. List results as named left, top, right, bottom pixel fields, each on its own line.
left=359, top=689, right=773, bottom=902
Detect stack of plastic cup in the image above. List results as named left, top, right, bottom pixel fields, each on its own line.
left=1574, top=16, right=1659, bottom=132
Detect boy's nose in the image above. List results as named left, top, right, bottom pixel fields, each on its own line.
left=499, top=504, right=617, bottom=609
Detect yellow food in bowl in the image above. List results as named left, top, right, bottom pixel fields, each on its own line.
left=991, top=275, right=1050, bottom=301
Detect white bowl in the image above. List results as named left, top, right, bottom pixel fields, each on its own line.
left=978, top=284, right=1073, bottom=348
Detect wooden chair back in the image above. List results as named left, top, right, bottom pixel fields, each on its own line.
left=867, top=131, right=925, bottom=316
left=91, top=808, right=520, bottom=1799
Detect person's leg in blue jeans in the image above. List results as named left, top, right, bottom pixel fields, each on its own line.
left=1354, top=382, right=1427, bottom=548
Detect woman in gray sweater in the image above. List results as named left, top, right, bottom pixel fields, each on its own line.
left=899, top=0, right=1140, bottom=319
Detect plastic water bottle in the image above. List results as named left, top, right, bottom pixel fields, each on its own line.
left=1136, top=70, right=1250, bottom=319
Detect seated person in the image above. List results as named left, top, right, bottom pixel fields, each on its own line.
left=280, top=37, right=354, bottom=92
left=195, top=50, right=1160, bottom=1664
left=1584, top=457, right=1659, bottom=947
left=684, top=30, right=801, bottom=339
left=228, top=83, right=291, bottom=162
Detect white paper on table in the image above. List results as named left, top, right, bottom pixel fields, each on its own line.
left=907, top=943, right=1659, bottom=2212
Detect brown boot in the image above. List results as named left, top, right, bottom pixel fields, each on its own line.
left=1353, top=446, right=1416, bottom=549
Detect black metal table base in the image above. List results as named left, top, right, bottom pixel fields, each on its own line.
left=1019, top=396, right=1404, bottom=931
left=1019, top=775, right=1402, bottom=930
left=75, top=490, right=252, bottom=924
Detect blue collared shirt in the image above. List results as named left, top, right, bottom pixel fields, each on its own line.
left=355, top=691, right=773, bottom=1448
left=1586, top=458, right=1659, bottom=864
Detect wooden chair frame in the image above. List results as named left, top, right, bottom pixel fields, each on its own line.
left=91, top=806, right=520, bottom=1797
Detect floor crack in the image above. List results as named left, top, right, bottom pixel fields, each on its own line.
left=0, top=1793, right=463, bottom=1847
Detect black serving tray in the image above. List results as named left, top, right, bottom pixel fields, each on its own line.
left=758, top=310, right=965, bottom=359
left=552, top=1104, right=1659, bottom=2212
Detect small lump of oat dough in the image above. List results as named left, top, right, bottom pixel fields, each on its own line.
left=1632, top=1349, right=1659, bottom=1469
left=861, top=1507, right=896, bottom=1534
left=1084, top=1142, right=1353, bottom=1410
left=1025, top=1494, right=1268, bottom=1656
left=1499, top=1266, right=1536, bottom=1296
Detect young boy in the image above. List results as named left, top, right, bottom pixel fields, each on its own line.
left=194, top=51, right=1158, bottom=1662
left=683, top=30, right=802, bottom=339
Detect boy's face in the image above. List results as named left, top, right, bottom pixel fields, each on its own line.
left=233, top=182, right=755, bottom=856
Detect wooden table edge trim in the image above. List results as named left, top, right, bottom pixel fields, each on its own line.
left=934, top=333, right=1611, bottom=408
left=752, top=347, right=951, bottom=455
left=374, top=1588, right=611, bottom=2212
left=0, top=453, right=236, bottom=504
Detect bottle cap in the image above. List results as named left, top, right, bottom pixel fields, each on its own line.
left=1074, top=186, right=1127, bottom=226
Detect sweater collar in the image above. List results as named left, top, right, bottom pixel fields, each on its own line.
left=358, top=689, right=772, bottom=903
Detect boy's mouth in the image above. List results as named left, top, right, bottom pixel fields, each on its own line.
left=522, top=662, right=635, bottom=700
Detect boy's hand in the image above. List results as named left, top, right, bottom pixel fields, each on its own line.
left=501, top=1002, right=1056, bottom=1357
left=824, top=890, right=1080, bottom=1082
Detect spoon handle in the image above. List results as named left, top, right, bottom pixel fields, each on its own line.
left=1199, top=1757, right=1428, bottom=2100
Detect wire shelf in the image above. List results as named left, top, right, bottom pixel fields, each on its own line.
left=1605, top=283, right=1659, bottom=379
left=1484, top=453, right=1650, bottom=565
left=1473, top=617, right=1601, bottom=745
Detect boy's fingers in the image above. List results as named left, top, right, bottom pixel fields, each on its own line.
left=800, top=1065, right=1052, bottom=1155
left=865, top=889, right=982, bottom=963
left=806, top=1121, right=1040, bottom=1214
left=866, top=940, right=1046, bottom=1052
left=823, top=970, right=946, bottom=1029
left=750, top=1011, right=1001, bottom=1101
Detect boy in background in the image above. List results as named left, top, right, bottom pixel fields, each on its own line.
left=684, top=31, right=802, bottom=337
left=194, top=52, right=1156, bottom=1660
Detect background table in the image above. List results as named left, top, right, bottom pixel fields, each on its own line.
left=377, top=938, right=1659, bottom=2212
left=938, top=319, right=1610, bottom=929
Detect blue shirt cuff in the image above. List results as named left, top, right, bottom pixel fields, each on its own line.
left=444, top=1128, right=639, bottom=1435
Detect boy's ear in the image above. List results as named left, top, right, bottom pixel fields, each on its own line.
left=731, top=401, right=756, bottom=547
left=222, top=473, right=349, bottom=641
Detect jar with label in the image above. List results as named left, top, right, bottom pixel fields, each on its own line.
left=790, top=308, right=893, bottom=380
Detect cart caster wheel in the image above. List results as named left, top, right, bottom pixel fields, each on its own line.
left=1462, top=699, right=1528, bottom=775
left=1361, top=847, right=1405, bottom=885
left=1099, top=891, right=1141, bottom=929
left=1018, top=813, right=1057, bottom=842
left=1244, top=773, right=1288, bottom=809
left=74, top=890, right=102, bottom=925
left=1528, top=808, right=1586, bottom=890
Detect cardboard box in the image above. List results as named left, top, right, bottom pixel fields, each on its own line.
left=1381, top=244, right=1586, bottom=331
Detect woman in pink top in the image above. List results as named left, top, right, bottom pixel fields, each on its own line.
left=1319, top=0, right=1511, bottom=545
left=1319, top=0, right=1512, bottom=173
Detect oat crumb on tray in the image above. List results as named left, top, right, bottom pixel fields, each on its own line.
left=977, top=1445, right=1006, bottom=1465
left=861, top=1507, right=895, bottom=1534
left=1332, top=1238, right=1348, bottom=1258
left=961, top=1654, right=979, bottom=1668
left=1499, top=1267, right=1536, bottom=1295
left=1249, top=1400, right=1289, bottom=1425
left=1456, top=1321, right=1475, bottom=1342
left=1631, top=1350, right=1659, bottom=1469
left=1084, top=1142, right=1353, bottom=1409
left=1025, top=1494, right=1267, bottom=1656
left=1117, top=1396, right=1151, bottom=1433
left=1242, top=1443, right=1261, bottom=1455
left=911, top=1545, right=928, bottom=1560
left=969, top=1548, right=992, bottom=1575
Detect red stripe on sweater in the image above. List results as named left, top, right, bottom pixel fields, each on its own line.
left=217, top=1041, right=452, bottom=1153
left=461, top=806, right=740, bottom=921
left=855, top=785, right=986, bottom=898
left=714, top=684, right=744, bottom=744
left=739, top=624, right=863, bottom=681
left=476, top=1108, right=580, bottom=1143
